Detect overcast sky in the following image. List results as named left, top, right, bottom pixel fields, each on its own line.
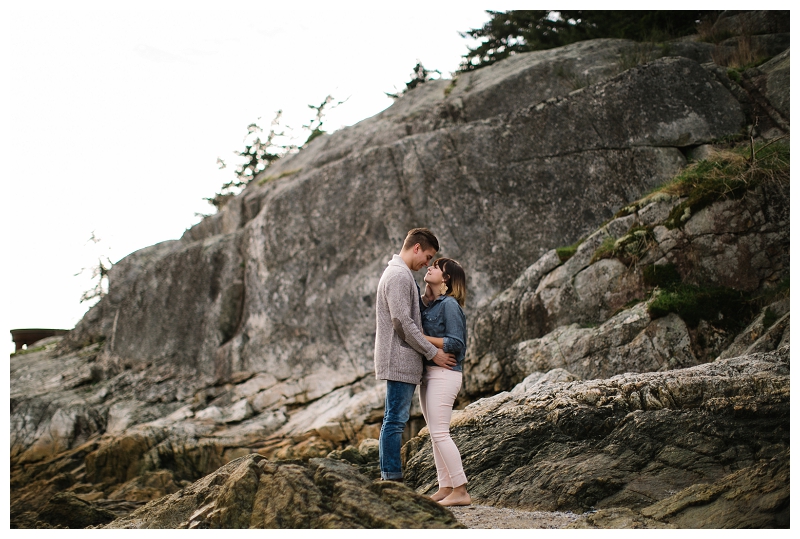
left=4, top=1, right=493, bottom=349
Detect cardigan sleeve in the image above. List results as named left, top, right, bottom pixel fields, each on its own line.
left=385, top=274, right=438, bottom=360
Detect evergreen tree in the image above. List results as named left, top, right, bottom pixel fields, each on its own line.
left=386, top=61, right=442, bottom=99
left=460, top=10, right=714, bottom=72
left=302, top=94, right=346, bottom=147
left=205, top=94, right=344, bottom=211
left=206, top=111, right=292, bottom=209
left=75, top=232, right=112, bottom=304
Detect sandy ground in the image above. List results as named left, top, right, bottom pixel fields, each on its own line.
left=447, top=505, right=583, bottom=529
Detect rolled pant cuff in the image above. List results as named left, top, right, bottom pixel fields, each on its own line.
left=442, top=473, right=468, bottom=488
left=381, top=472, right=403, bottom=480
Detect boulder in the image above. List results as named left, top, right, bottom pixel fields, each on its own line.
left=512, top=304, right=699, bottom=381
left=740, top=48, right=790, bottom=131
left=208, top=38, right=723, bottom=185
left=718, top=297, right=790, bottom=359
left=637, top=450, right=789, bottom=528
left=104, top=454, right=463, bottom=529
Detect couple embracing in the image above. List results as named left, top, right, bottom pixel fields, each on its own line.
left=374, top=227, right=470, bottom=507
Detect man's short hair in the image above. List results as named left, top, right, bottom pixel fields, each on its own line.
left=402, top=228, right=439, bottom=252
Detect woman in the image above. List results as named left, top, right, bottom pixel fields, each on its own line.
left=419, top=257, right=471, bottom=507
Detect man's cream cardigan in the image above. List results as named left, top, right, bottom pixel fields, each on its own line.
left=374, top=254, right=438, bottom=384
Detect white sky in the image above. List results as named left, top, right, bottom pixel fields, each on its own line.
left=4, top=1, right=492, bottom=350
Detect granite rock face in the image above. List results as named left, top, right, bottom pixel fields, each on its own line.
left=405, top=347, right=789, bottom=528
left=58, top=55, right=743, bottom=435
left=466, top=180, right=789, bottom=397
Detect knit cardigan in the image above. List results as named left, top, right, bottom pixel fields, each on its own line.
left=374, top=254, right=438, bottom=384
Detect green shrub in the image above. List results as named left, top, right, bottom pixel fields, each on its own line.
left=591, top=227, right=655, bottom=265
left=590, top=236, right=617, bottom=263
left=647, top=284, right=757, bottom=330
left=556, top=239, right=583, bottom=263
left=661, top=142, right=789, bottom=229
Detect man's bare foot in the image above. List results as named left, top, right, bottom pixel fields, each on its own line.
left=439, top=484, right=471, bottom=506
left=430, top=487, right=453, bottom=502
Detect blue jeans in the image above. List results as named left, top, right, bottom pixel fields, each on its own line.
left=379, top=380, right=417, bottom=480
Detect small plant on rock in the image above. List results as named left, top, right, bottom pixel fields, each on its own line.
left=590, top=235, right=617, bottom=263
left=591, top=227, right=656, bottom=265
left=661, top=141, right=789, bottom=229
left=556, top=238, right=583, bottom=263
left=206, top=111, right=294, bottom=210
left=444, top=78, right=458, bottom=97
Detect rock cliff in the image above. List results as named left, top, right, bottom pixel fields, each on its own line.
left=10, top=15, right=790, bottom=529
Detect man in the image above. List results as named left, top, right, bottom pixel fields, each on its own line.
left=374, top=227, right=457, bottom=482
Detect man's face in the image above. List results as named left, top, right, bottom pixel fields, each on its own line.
left=411, top=245, right=437, bottom=271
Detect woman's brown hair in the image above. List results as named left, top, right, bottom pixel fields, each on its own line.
left=435, top=257, right=467, bottom=307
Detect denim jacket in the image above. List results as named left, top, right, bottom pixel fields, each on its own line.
left=421, top=294, right=466, bottom=371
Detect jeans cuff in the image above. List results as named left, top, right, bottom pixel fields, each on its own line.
left=381, top=472, right=403, bottom=480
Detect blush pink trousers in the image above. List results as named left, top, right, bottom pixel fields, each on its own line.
left=419, top=366, right=468, bottom=488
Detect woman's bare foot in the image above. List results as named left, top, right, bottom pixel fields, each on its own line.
left=430, top=487, right=453, bottom=502
left=439, top=484, right=471, bottom=506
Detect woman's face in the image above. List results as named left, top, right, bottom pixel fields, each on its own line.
left=424, top=263, right=445, bottom=285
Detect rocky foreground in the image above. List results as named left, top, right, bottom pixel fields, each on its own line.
left=103, top=455, right=462, bottom=529
left=12, top=346, right=787, bottom=529
left=406, top=347, right=789, bottom=528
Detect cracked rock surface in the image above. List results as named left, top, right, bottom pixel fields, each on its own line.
left=103, top=455, right=462, bottom=529
left=405, top=347, right=789, bottom=528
